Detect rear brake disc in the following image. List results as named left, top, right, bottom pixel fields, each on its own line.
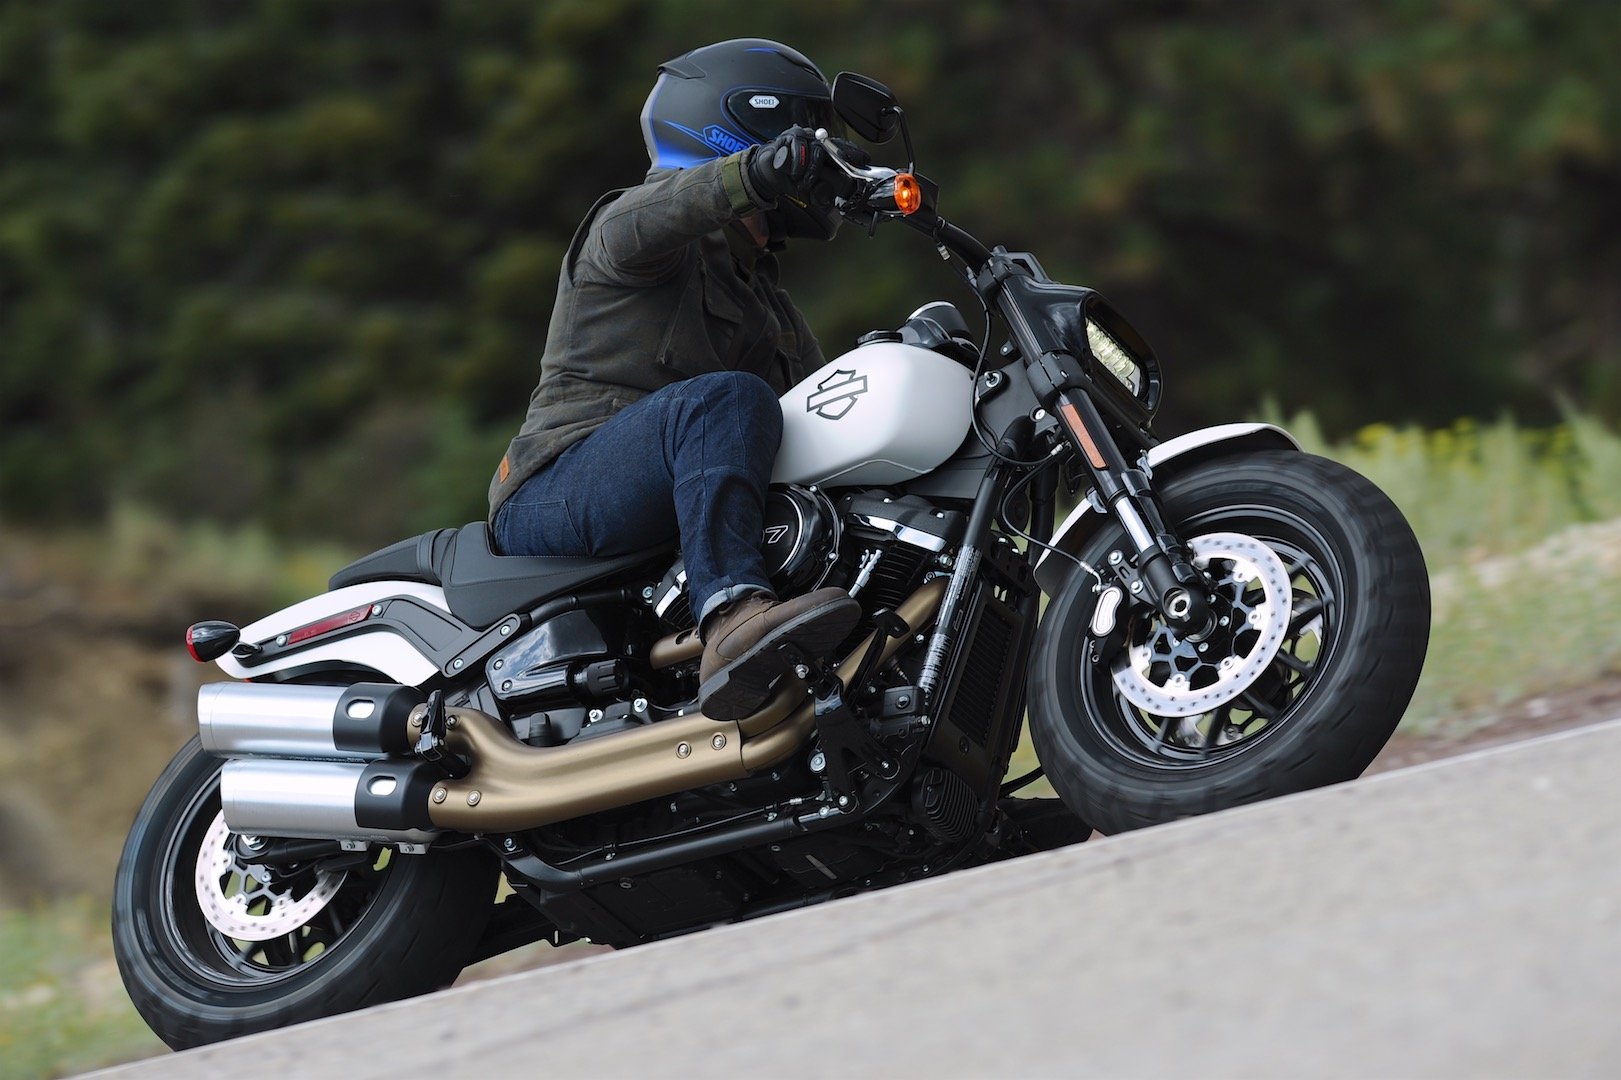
left=194, top=811, right=345, bottom=942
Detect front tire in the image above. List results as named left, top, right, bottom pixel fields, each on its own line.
left=112, top=736, right=499, bottom=1049
left=1029, top=452, right=1429, bottom=835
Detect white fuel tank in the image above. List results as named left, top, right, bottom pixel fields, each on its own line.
left=772, top=341, right=974, bottom=487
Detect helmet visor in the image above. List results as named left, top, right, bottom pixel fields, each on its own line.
left=725, top=89, right=843, bottom=144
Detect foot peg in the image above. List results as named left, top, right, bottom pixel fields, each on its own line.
left=779, top=610, right=910, bottom=797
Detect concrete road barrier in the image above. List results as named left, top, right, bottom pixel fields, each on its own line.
left=95, top=719, right=1621, bottom=1079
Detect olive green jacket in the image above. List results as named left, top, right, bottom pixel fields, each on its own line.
left=488, top=152, right=825, bottom=520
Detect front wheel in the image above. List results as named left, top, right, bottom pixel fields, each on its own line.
left=1028, top=452, right=1430, bottom=835
left=112, top=736, right=500, bottom=1049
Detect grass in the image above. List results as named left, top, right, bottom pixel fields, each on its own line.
left=0, top=898, right=164, bottom=1080
left=1406, top=519, right=1621, bottom=731
left=1286, top=410, right=1621, bottom=731
left=1, top=500, right=355, bottom=626
left=1278, top=409, right=1621, bottom=571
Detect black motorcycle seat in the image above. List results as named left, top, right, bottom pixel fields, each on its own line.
left=329, top=523, right=669, bottom=629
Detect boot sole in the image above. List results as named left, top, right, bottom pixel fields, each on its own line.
left=698, top=599, right=862, bottom=721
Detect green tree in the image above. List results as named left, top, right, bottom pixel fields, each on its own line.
left=2, top=0, right=1616, bottom=544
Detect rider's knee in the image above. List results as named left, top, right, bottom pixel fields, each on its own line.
left=688, top=371, right=782, bottom=434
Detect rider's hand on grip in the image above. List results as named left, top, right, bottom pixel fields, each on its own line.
left=746, top=125, right=822, bottom=203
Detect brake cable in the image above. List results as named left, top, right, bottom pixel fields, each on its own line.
left=995, top=450, right=1105, bottom=593
left=965, top=288, right=1052, bottom=469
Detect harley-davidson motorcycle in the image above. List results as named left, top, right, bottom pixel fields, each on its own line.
left=113, top=73, right=1430, bottom=1048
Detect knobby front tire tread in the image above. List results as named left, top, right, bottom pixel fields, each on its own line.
left=1028, top=452, right=1430, bottom=835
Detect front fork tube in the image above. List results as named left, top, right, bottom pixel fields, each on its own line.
left=1052, top=391, right=1210, bottom=629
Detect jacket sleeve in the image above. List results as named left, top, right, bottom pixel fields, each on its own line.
left=581, top=152, right=762, bottom=284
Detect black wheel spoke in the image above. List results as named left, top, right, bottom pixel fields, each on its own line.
left=1150, top=714, right=1173, bottom=751
left=1200, top=707, right=1229, bottom=759
left=1273, top=650, right=1313, bottom=676
left=326, top=906, right=347, bottom=939
left=1238, top=689, right=1274, bottom=717
left=259, top=935, right=293, bottom=968
left=1289, top=596, right=1325, bottom=632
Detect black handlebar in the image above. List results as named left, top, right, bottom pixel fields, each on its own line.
left=818, top=132, right=994, bottom=283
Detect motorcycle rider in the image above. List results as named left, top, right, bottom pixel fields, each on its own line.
left=489, top=39, right=866, bottom=721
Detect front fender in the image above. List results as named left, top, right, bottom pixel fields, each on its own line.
left=1033, top=422, right=1302, bottom=595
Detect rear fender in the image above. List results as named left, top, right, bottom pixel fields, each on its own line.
left=215, top=581, right=453, bottom=685
left=1033, top=422, right=1301, bottom=595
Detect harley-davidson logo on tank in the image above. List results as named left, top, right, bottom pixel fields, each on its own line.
left=806, top=368, right=868, bottom=420
left=773, top=342, right=975, bottom=489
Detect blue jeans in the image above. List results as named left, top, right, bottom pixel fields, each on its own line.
left=493, top=371, right=783, bottom=626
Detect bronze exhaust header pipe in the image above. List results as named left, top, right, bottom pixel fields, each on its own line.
left=426, top=578, right=945, bottom=833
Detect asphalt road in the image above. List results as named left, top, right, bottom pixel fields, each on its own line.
left=96, top=720, right=1621, bottom=1079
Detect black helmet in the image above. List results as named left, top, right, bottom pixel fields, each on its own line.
left=641, top=38, right=843, bottom=240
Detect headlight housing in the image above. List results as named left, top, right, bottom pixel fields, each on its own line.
left=1067, top=291, right=1162, bottom=423
left=1085, top=318, right=1144, bottom=398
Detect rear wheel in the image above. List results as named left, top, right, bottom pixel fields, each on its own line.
left=1029, top=452, right=1429, bottom=834
left=112, top=736, right=498, bottom=1049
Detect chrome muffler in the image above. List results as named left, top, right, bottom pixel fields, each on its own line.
left=199, top=682, right=422, bottom=761
left=201, top=681, right=434, bottom=842
left=220, top=758, right=439, bottom=844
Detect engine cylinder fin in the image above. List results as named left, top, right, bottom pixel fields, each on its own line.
left=911, top=765, right=978, bottom=844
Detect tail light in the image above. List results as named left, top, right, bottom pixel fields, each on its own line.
left=186, top=621, right=241, bottom=663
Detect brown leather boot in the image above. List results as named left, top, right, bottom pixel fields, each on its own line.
left=698, top=587, right=861, bottom=720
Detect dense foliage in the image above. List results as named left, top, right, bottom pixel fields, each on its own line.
left=2, top=0, right=1617, bottom=544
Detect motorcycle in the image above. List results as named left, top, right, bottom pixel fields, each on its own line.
left=113, top=72, right=1430, bottom=1048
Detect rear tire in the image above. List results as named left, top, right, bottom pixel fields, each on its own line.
left=1029, top=452, right=1429, bottom=835
left=112, top=736, right=499, bottom=1049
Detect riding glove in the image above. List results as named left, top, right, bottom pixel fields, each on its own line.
left=747, top=125, right=870, bottom=208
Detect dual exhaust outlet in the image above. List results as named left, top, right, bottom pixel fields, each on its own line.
left=201, top=682, right=442, bottom=844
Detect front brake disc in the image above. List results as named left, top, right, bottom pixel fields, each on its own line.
left=1109, top=532, right=1293, bottom=719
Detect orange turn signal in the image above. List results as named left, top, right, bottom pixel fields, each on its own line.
left=894, top=173, right=922, bottom=215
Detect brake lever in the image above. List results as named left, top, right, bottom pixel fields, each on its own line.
left=814, top=128, right=895, bottom=183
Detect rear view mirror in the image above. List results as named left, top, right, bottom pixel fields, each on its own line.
left=832, top=72, right=901, bottom=144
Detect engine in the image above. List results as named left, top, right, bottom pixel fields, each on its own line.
left=761, top=485, right=841, bottom=594
left=650, top=485, right=963, bottom=633
left=482, top=485, right=965, bottom=748
left=828, top=489, right=964, bottom=618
